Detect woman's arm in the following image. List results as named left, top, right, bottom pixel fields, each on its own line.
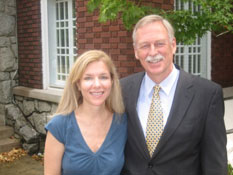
left=44, top=131, right=65, bottom=175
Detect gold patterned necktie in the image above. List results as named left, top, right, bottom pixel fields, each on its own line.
left=146, top=85, right=164, bottom=157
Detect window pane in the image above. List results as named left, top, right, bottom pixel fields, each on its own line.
left=48, top=0, right=77, bottom=87
left=174, top=0, right=208, bottom=78
left=60, top=2, right=64, bottom=20
left=65, top=2, right=68, bottom=19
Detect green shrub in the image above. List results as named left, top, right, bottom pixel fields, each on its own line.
left=229, top=164, right=233, bottom=175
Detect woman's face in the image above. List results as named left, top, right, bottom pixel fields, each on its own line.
left=78, top=60, right=112, bottom=108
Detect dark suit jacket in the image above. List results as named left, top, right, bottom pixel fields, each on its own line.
left=120, top=69, right=227, bottom=175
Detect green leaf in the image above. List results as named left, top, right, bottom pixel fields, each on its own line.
left=87, top=0, right=233, bottom=43
left=87, top=0, right=102, bottom=12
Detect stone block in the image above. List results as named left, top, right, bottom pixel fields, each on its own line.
left=0, top=37, right=10, bottom=46
left=0, top=80, right=12, bottom=103
left=5, top=104, right=23, bottom=121
left=22, top=99, right=35, bottom=116
left=0, top=13, right=15, bottom=36
left=19, top=125, right=39, bottom=143
left=0, top=47, right=16, bottom=71
left=0, top=1, right=5, bottom=12
left=0, top=114, right=5, bottom=126
left=29, top=112, right=47, bottom=135
left=0, top=72, right=10, bottom=81
left=0, top=104, right=5, bottom=114
left=22, top=143, right=38, bottom=155
left=35, top=101, right=51, bottom=113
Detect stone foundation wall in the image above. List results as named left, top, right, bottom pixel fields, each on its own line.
left=0, top=0, right=59, bottom=154
left=0, top=0, right=18, bottom=124
left=5, top=95, right=58, bottom=154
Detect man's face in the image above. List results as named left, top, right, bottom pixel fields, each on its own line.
left=134, top=21, right=176, bottom=83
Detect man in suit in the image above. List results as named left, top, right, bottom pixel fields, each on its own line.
left=120, top=14, right=228, bottom=175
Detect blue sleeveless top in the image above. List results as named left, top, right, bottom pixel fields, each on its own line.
left=45, top=111, right=127, bottom=175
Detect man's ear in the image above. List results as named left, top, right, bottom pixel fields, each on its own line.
left=171, top=37, right=177, bottom=54
left=134, top=47, right=139, bottom=60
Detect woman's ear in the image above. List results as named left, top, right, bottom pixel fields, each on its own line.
left=76, top=81, right=80, bottom=91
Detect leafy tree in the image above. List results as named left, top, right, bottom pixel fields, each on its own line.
left=87, top=0, right=233, bottom=44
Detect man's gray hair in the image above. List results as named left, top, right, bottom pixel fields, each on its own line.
left=132, top=14, right=175, bottom=45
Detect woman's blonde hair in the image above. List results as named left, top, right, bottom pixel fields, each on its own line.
left=56, top=50, right=125, bottom=115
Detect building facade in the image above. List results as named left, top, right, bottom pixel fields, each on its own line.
left=0, top=0, right=232, bottom=153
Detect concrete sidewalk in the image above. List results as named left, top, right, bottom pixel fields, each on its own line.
left=223, top=87, right=233, bottom=165
left=225, top=99, right=233, bottom=165
left=0, top=155, right=43, bottom=175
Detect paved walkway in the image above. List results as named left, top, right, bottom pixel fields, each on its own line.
left=223, top=87, right=233, bottom=165
left=0, top=155, right=43, bottom=175
left=225, top=99, right=233, bottom=165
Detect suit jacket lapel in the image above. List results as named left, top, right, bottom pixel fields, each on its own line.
left=127, top=72, right=151, bottom=159
left=152, top=70, right=194, bottom=157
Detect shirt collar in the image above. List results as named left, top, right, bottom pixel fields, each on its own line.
left=144, top=64, right=179, bottom=97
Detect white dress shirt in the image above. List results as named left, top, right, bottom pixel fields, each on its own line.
left=136, top=64, right=180, bottom=137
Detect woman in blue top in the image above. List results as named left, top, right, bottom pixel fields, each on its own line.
left=44, top=50, right=127, bottom=175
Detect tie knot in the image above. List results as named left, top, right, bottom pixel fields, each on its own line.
left=154, top=85, right=160, bottom=94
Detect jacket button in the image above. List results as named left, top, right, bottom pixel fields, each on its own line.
left=148, top=163, right=153, bottom=168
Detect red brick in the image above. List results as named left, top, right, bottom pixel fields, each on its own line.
left=102, top=26, right=109, bottom=32
left=118, top=31, right=128, bottom=37
left=121, top=61, right=136, bottom=67
left=77, top=0, right=84, bottom=6
left=211, top=33, right=233, bottom=87
left=87, top=38, right=93, bottom=44
left=94, top=33, right=101, bottom=38
left=85, top=22, right=94, bottom=27
left=94, top=44, right=101, bottom=49
left=118, top=55, right=128, bottom=61
left=85, top=44, right=95, bottom=49
left=93, top=38, right=102, bottom=43
left=162, top=4, right=173, bottom=10
left=119, top=43, right=127, bottom=49
left=101, top=32, right=111, bottom=38
left=134, top=67, right=144, bottom=72
left=93, top=15, right=99, bottom=21
left=101, top=44, right=110, bottom=49
left=77, top=6, right=86, bottom=12
left=109, top=25, right=120, bottom=31
left=102, top=38, right=109, bottom=43
left=93, top=26, right=102, bottom=32
left=86, top=27, right=93, bottom=32
left=77, top=17, right=86, bottom=22
left=78, top=28, right=86, bottom=33
left=111, top=32, right=118, bottom=37
left=79, top=39, right=87, bottom=44
left=85, top=33, right=94, bottom=38
left=86, top=16, right=93, bottom=21
left=110, top=43, right=118, bottom=49
left=109, top=49, right=120, bottom=54
left=118, top=67, right=128, bottom=73
left=109, top=38, right=120, bottom=43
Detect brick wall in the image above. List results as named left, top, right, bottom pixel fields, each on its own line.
left=16, top=0, right=232, bottom=89
left=76, top=0, right=173, bottom=78
left=76, top=0, right=140, bottom=78
left=211, top=33, right=233, bottom=88
left=16, top=0, right=43, bottom=89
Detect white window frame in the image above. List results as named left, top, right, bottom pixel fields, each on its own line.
left=41, top=0, right=77, bottom=89
left=174, top=0, right=211, bottom=79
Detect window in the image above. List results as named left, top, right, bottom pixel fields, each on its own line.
left=42, top=0, right=77, bottom=88
left=174, top=0, right=210, bottom=78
